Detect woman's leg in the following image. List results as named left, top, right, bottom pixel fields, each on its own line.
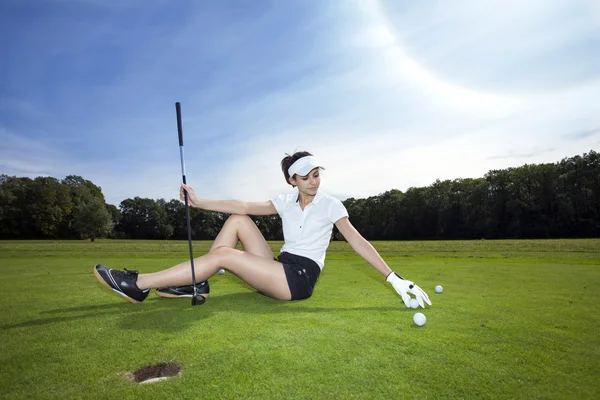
left=208, top=214, right=273, bottom=259
left=136, top=214, right=291, bottom=300
left=136, top=247, right=291, bottom=300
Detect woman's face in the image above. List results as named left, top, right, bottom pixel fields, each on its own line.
left=290, top=168, right=320, bottom=196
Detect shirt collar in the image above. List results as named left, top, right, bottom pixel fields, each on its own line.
left=295, top=190, right=323, bottom=205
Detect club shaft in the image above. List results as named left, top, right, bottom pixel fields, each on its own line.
left=175, top=102, right=198, bottom=298
left=179, top=147, right=186, bottom=184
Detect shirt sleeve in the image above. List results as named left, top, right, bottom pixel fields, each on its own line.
left=328, top=198, right=349, bottom=223
left=270, top=193, right=286, bottom=216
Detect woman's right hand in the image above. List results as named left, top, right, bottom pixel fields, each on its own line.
left=180, top=184, right=202, bottom=208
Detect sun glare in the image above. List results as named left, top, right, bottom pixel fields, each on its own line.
left=366, top=0, right=523, bottom=116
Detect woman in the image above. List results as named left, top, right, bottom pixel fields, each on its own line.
left=94, top=151, right=431, bottom=308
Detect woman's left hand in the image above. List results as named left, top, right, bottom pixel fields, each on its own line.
left=386, top=272, right=432, bottom=308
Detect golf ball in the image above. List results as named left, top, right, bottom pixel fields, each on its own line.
left=219, top=269, right=225, bottom=275
left=409, top=298, right=419, bottom=309
left=435, top=285, right=443, bottom=293
left=413, top=312, right=426, bottom=326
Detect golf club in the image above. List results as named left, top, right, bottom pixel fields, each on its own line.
left=175, top=102, right=205, bottom=306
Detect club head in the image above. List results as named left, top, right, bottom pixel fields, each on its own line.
left=191, top=294, right=206, bottom=306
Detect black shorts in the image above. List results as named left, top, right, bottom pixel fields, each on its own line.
left=277, top=252, right=321, bottom=300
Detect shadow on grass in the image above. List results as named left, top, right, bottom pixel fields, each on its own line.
left=0, top=292, right=404, bottom=331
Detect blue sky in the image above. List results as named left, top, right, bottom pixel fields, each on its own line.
left=1, top=0, right=599, bottom=206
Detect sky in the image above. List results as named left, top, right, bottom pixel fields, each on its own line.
left=1, top=0, right=599, bottom=206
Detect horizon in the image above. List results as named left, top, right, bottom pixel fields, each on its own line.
left=2, top=0, right=599, bottom=206
left=1, top=148, right=595, bottom=206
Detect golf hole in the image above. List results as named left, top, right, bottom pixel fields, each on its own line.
left=129, top=362, right=182, bottom=384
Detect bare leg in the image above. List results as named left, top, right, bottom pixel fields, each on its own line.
left=208, top=214, right=273, bottom=259
left=136, top=215, right=291, bottom=300
left=136, top=247, right=291, bottom=300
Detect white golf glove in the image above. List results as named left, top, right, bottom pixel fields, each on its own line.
left=386, top=271, right=432, bottom=309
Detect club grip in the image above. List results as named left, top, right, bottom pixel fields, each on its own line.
left=176, top=102, right=184, bottom=146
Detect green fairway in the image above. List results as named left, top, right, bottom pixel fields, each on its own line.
left=1, top=239, right=599, bottom=399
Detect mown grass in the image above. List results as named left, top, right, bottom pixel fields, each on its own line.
left=0, top=239, right=599, bottom=399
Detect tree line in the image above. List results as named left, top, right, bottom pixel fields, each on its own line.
left=1, top=151, right=598, bottom=241
left=0, top=175, right=116, bottom=240
left=343, top=150, right=599, bottom=239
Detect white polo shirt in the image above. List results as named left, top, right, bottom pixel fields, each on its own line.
left=270, top=190, right=349, bottom=269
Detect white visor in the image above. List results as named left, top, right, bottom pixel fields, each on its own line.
left=288, top=156, right=321, bottom=177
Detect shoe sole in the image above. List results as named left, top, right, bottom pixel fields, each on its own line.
left=155, top=291, right=210, bottom=300
left=93, top=266, right=142, bottom=304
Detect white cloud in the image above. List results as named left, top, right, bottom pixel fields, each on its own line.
left=3, top=0, right=598, bottom=207
left=211, top=0, right=600, bottom=203
left=0, top=128, right=68, bottom=176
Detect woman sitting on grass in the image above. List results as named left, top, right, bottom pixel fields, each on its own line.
left=94, top=151, right=431, bottom=308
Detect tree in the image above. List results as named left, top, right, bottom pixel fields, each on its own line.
left=29, top=177, right=72, bottom=238
left=0, top=175, right=34, bottom=238
left=118, top=197, right=172, bottom=239
left=156, top=223, right=174, bottom=240
left=155, top=199, right=174, bottom=240
left=105, top=204, right=120, bottom=238
left=106, top=203, right=120, bottom=223
left=62, top=175, right=105, bottom=202
left=59, top=175, right=105, bottom=238
left=73, top=197, right=113, bottom=241
left=163, top=199, right=187, bottom=238
left=556, top=150, right=600, bottom=237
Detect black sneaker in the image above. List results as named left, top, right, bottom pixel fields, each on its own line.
left=93, top=264, right=150, bottom=303
left=156, top=281, right=210, bottom=299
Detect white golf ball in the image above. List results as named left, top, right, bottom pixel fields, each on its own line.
left=219, top=269, right=225, bottom=275
left=435, top=285, right=443, bottom=293
left=413, top=312, right=426, bottom=326
left=409, top=298, right=419, bottom=309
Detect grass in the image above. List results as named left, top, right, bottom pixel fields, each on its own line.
left=1, top=239, right=599, bottom=399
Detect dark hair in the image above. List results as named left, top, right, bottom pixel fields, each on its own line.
left=280, top=151, right=323, bottom=187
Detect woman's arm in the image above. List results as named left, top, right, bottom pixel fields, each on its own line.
left=335, top=216, right=431, bottom=308
left=334, top=217, right=392, bottom=277
left=181, top=184, right=278, bottom=215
